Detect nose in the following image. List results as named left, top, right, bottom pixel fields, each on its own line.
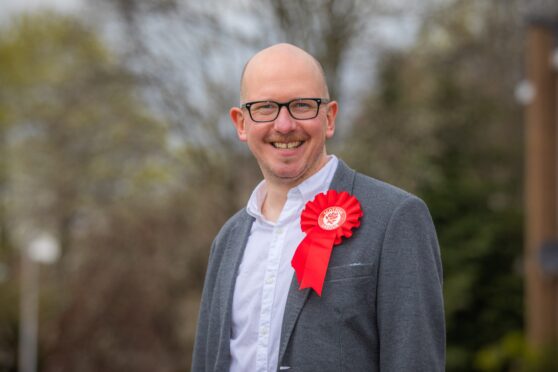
left=273, top=106, right=296, bottom=133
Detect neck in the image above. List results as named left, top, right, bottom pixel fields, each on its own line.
left=261, top=182, right=290, bottom=222
left=261, top=155, right=332, bottom=222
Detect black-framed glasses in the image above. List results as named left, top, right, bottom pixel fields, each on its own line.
left=241, top=98, right=330, bottom=123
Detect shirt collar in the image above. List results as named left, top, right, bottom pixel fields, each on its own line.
left=246, top=155, right=339, bottom=219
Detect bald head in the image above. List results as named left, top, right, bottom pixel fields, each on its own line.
left=240, top=43, right=329, bottom=102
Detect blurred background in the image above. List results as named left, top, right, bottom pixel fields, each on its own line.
left=0, top=0, right=557, bottom=371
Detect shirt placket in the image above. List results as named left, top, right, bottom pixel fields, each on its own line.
left=255, top=224, right=285, bottom=372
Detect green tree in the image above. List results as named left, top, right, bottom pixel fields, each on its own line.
left=0, top=13, right=176, bottom=371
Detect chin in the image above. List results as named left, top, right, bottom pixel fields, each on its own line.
left=269, top=166, right=308, bottom=184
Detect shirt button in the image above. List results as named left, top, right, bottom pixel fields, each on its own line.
left=276, top=227, right=284, bottom=235
left=266, top=276, right=274, bottom=284
left=261, top=327, right=268, bottom=335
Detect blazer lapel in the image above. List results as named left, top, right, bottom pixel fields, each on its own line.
left=215, top=211, right=255, bottom=370
left=329, top=159, right=357, bottom=194
left=278, top=159, right=357, bottom=364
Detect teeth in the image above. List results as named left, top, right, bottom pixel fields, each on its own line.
left=273, top=141, right=302, bottom=149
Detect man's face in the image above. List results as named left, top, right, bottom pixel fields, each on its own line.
left=230, top=46, right=338, bottom=188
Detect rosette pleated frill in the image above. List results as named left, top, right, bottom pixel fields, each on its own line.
left=291, top=190, right=363, bottom=296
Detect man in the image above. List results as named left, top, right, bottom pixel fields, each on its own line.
left=192, top=43, right=445, bottom=372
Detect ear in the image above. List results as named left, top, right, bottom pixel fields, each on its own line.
left=324, top=101, right=338, bottom=139
left=230, top=107, right=247, bottom=142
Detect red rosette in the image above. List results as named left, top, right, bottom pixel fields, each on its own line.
left=292, top=190, right=363, bottom=296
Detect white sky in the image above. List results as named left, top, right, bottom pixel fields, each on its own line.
left=1, top=0, right=83, bottom=20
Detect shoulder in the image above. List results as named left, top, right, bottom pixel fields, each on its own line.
left=213, top=208, right=253, bottom=246
left=334, top=158, right=421, bottom=208
left=352, top=171, right=427, bottom=213
left=353, top=171, right=413, bottom=201
left=205, top=208, right=254, bottom=272
left=334, top=166, right=434, bottom=244
left=332, top=159, right=432, bottom=225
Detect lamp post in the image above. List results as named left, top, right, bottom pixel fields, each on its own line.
left=520, top=0, right=558, bottom=350
left=18, top=234, right=59, bottom=372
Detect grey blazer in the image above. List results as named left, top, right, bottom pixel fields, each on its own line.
left=191, top=160, right=445, bottom=372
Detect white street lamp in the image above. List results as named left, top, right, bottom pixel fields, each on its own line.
left=514, top=79, right=536, bottom=106
left=18, top=233, right=59, bottom=372
left=28, top=234, right=60, bottom=264
left=551, top=48, right=558, bottom=71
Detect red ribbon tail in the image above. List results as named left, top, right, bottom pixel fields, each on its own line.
left=292, top=229, right=336, bottom=296
left=291, top=233, right=311, bottom=284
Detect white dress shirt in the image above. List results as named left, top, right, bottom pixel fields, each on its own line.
left=229, top=156, right=338, bottom=372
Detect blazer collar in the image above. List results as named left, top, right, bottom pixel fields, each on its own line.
left=277, top=159, right=357, bottom=364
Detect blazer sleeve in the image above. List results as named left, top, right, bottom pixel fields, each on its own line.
left=377, top=195, right=445, bottom=371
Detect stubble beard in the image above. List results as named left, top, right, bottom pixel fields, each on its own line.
left=260, top=145, right=328, bottom=189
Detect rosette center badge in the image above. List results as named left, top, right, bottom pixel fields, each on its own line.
left=318, top=207, right=347, bottom=230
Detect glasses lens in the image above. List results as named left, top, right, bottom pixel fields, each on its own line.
left=288, top=99, right=319, bottom=119
left=250, top=101, right=279, bottom=122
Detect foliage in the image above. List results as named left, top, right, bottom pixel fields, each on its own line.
left=0, top=12, right=179, bottom=371
left=475, top=331, right=558, bottom=372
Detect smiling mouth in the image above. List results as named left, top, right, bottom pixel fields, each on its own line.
left=271, top=141, right=304, bottom=149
